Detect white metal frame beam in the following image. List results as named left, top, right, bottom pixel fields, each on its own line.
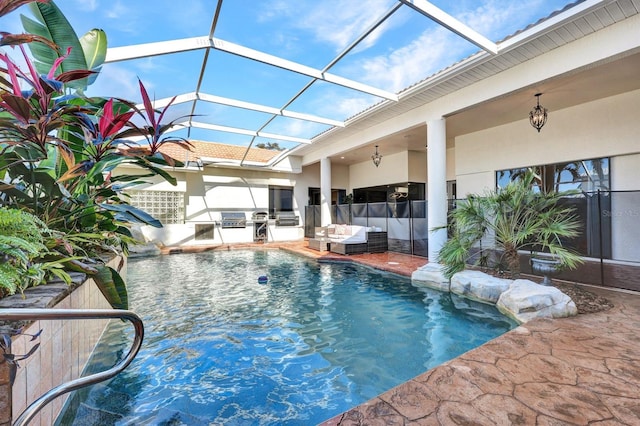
left=189, top=121, right=312, bottom=144
left=138, top=93, right=344, bottom=128
left=398, top=0, right=498, bottom=54
left=106, top=37, right=398, bottom=101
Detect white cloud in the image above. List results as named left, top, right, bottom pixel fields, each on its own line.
left=134, top=57, right=160, bottom=73
left=460, top=1, right=529, bottom=37
left=299, top=0, right=396, bottom=51
left=71, top=0, right=99, bottom=12
left=86, top=63, right=140, bottom=100
left=335, top=0, right=553, bottom=94
left=349, top=27, right=462, bottom=93
left=260, top=0, right=399, bottom=53
left=104, top=1, right=129, bottom=20
left=267, top=117, right=327, bottom=139
left=334, top=95, right=378, bottom=119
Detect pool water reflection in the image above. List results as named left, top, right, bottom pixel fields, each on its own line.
left=59, top=250, right=516, bottom=425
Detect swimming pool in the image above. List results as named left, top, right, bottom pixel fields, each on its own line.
left=59, top=250, right=516, bottom=425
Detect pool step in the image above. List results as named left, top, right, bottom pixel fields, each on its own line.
left=70, top=402, right=124, bottom=425
left=147, top=408, right=211, bottom=425
left=68, top=403, right=209, bottom=425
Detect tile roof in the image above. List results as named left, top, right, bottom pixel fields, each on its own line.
left=157, top=140, right=281, bottom=164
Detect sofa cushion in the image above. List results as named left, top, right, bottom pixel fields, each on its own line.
left=326, top=224, right=367, bottom=244
left=335, top=224, right=351, bottom=236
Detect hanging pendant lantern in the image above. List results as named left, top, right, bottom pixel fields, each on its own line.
left=371, top=145, right=382, bottom=167
left=529, top=93, right=548, bottom=132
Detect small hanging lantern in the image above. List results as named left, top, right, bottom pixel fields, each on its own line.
left=529, top=93, right=548, bottom=132
left=371, top=144, right=382, bottom=167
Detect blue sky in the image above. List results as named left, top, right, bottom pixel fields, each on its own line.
left=4, top=0, right=572, bottom=149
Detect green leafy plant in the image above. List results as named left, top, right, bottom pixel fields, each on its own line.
left=0, top=208, right=73, bottom=296
left=0, top=0, right=192, bottom=308
left=21, top=0, right=106, bottom=92
left=437, top=169, right=584, bottom=280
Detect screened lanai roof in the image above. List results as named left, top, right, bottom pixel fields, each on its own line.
left=4, top=0, right=623, bottom=168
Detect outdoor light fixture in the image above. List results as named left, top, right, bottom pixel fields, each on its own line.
left=529, top=93, right=548, bottom=132
left=371, top=145, right=382, bottom=167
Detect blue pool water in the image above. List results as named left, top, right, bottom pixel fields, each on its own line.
left=60, top=250, right=516, bottom=425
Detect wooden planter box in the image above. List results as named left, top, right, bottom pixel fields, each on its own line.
left=0, top=255, right=125, bottom=426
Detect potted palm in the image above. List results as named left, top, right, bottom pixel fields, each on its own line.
left=437, top=169, right=583, bottom=283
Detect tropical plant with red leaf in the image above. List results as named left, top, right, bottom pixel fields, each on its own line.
left=0, top=0, right=192, bottom=306
left=0, top=48, right=190, bottom=234
left=118, top=80, right=193, bottom=165
left=0, top=0, right=46, bottom=20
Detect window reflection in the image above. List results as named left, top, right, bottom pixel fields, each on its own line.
left=269, top=185, right=294, bottom=219
left=496, top=157, right=609, bottom=193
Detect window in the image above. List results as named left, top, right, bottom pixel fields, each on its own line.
left=353, top=182, right=425, bottom=203
left=496, top=158, right=612, bottom=259
left=551, top=159, right=610, bottom=192
left=269, top=186, right=294, bottom=219
left=308, top=188, right=347, bottom=205
left=447, top=180, right=457, bottom=200
left=496, top=157, right=610, bottom=193
left=126, top=190, right=185, bottom=224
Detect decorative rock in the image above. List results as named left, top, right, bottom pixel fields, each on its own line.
left=411, top=263, right=450, bottom=292
left=497, top=279, right=577, bottom=323
left=450, top=270, right=512, bottom=304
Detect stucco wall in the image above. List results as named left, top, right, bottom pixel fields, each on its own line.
left=350, top=151, right=410, bottom=189
left=182, top=168, right=299, bottom=222
left=453, top=89, right=640, bottom=261
left=298, top=162, right=350, bottom=193
left=407, top=150, right=427, bottom=183
left=454, top=89, right=640, bottom=196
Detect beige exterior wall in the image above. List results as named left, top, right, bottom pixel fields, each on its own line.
left=407, top=150, right=427, bottom=183
left=332, top=163, right=350, bottom=191
left=446, top=147, right=456, bottom=182
left=454, top=89, right=640, bottom=196
left=612, top=154, right=640, bottom=191
left=453, top=89, right=640, bottom=261
left=350, top=151, right=410, bottom=189
left=299, top=162, right=350, bottom=192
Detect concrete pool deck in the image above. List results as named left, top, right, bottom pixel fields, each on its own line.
left=161, top=241, right=640, bottom=424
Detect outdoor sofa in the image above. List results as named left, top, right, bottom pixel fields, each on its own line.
left=309, top=224, right=387, bottom=254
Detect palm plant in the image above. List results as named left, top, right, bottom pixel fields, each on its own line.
left=437, top=170, right=584, bottom=280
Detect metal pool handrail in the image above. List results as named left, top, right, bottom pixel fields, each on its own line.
left=1, top=308, right=144, bottom=426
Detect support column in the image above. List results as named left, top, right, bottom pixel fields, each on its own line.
left=427, top=118, right=447, bottom=262
left=320, top=157, right=332, bottom=226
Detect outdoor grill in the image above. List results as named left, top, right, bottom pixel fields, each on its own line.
left=252, top=211, right=269, bottom=221
left=220, top=212, right=246, bottom=228
left=252, top=211, right=269, bottom=242
left=275, top=211, right=299, bottom=226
